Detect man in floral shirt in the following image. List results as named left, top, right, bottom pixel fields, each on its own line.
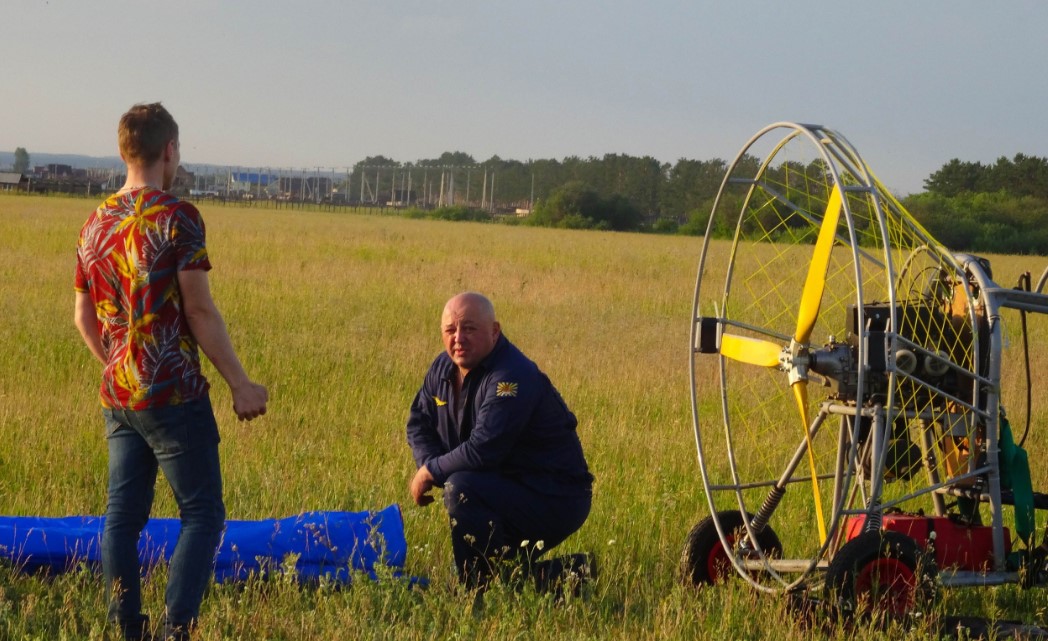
left=74, top=103, right=268, bottom=641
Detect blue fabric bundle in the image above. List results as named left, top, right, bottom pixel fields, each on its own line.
left=0, top=505, right=407, bottom=583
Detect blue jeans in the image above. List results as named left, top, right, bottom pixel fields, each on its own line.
left=101, top=398, right=225, bottom=629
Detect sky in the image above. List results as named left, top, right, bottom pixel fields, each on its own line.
left=3, top=1, right=1046, bottom=195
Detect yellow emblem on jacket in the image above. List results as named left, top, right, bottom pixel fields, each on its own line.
left=434, top=396, right=447, bottom=406
left=496, top=382, right=518, bottom=397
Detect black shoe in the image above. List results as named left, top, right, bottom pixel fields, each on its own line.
left=533, top=553, right=598, bottom=599
left=115, top=615, right=152, bottom=641
left=161, top=622, right=193, bottom=641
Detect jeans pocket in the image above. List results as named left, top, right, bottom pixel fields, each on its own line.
left=102, top=409, right=125, bottom=438
left=137, top=403, right=191, bottom=458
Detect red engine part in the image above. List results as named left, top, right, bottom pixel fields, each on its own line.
left=843, top=513, right=1009, bottom=572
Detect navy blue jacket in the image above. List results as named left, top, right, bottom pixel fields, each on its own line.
left=407, top=334, right=592, bottom=495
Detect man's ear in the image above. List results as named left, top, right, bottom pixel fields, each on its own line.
left=492, top=321, right=501, bottom=338
left=164, top=138, right=177, bottom=161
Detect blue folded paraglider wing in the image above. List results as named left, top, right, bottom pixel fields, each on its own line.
left=0, top=505, right=407, bottom=584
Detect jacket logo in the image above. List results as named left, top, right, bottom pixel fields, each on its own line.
left=434, top=396, right=447, bottom=406
left=496, top=382, right=518, bottom=397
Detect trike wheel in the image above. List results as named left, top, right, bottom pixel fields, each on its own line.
left=824, top=530, right=937, bottom=621
left=680, top=510, right=783, bottom=586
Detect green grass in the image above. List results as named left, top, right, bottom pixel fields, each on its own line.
left=1, top=193, right=1047, bottom=639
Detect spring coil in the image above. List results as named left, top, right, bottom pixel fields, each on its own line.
left=750, top=486, right=786, bottom=533
left=863, top=501, right=883, bottom=533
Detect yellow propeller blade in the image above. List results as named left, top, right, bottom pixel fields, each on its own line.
left=720, top=334, right=782, bottom=368
left=791, top=380, right=828, bottom=545
left=795, top=186, right=842, bottom=344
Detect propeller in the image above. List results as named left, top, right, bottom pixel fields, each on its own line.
left=718, top=185, right=843, bottom=544
left=796, top=185, right=842, bottom=344
left=719, top=334, right=782, bottom=368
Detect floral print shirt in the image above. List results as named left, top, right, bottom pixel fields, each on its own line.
left=75, top=188, right=211, bottom=409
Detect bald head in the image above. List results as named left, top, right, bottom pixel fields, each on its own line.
left=443, top=292, right=496, bottom=323
left=441, top=292, right=501, bottom=376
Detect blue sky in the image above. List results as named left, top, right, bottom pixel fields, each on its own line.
left=4, top=1, right=1045, bottom=195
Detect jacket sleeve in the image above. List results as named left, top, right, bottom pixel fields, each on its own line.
left=426, top=365, right=539, bottom=484
left=405, top=367, right=447, bottom=469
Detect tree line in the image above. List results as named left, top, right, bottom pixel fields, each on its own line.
left=349, top=152, right=738, bottom=230
left=367, top=151, right=1048, bottom=255
left=904, top=155, right=1048, bottom=255
left=9, top=142, right=1046, bottom=255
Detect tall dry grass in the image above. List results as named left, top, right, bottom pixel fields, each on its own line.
left=0, top=193, right=1046, bottom=639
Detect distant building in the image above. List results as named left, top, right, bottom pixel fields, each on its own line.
left=34, top=164, right=75, bottom=178
left=172, top=166, right=194, bottom=194
left=0, top=172, right=28, bottom=191
left=230, top=171, right=276, bottom=187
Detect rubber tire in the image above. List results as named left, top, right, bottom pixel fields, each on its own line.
left=824, top=530, right=937, bottom=622
left=680, top=510, right=783, bottom=586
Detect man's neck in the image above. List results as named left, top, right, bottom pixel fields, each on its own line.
left=120, top=164, right=166, bottom=193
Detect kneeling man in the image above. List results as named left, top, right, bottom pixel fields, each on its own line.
left=407, top=292, right=594, bottom=589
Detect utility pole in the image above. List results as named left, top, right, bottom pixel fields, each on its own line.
left=490, top=172, right=496, bottom=213
left=481, top=169, right=488, bottom=211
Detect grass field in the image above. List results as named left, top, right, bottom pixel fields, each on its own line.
left=1, top=193, right=1047, bottom=640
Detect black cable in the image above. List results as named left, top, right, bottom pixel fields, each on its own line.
left=1017, top=272, right=1032, bottom=447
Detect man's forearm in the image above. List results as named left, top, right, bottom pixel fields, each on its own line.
left=184, top=304, right=251, bottom=390
left=178, top=269, right=267, bottom=420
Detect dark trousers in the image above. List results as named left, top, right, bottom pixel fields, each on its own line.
left=442, top=470, right=591, bottom=587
